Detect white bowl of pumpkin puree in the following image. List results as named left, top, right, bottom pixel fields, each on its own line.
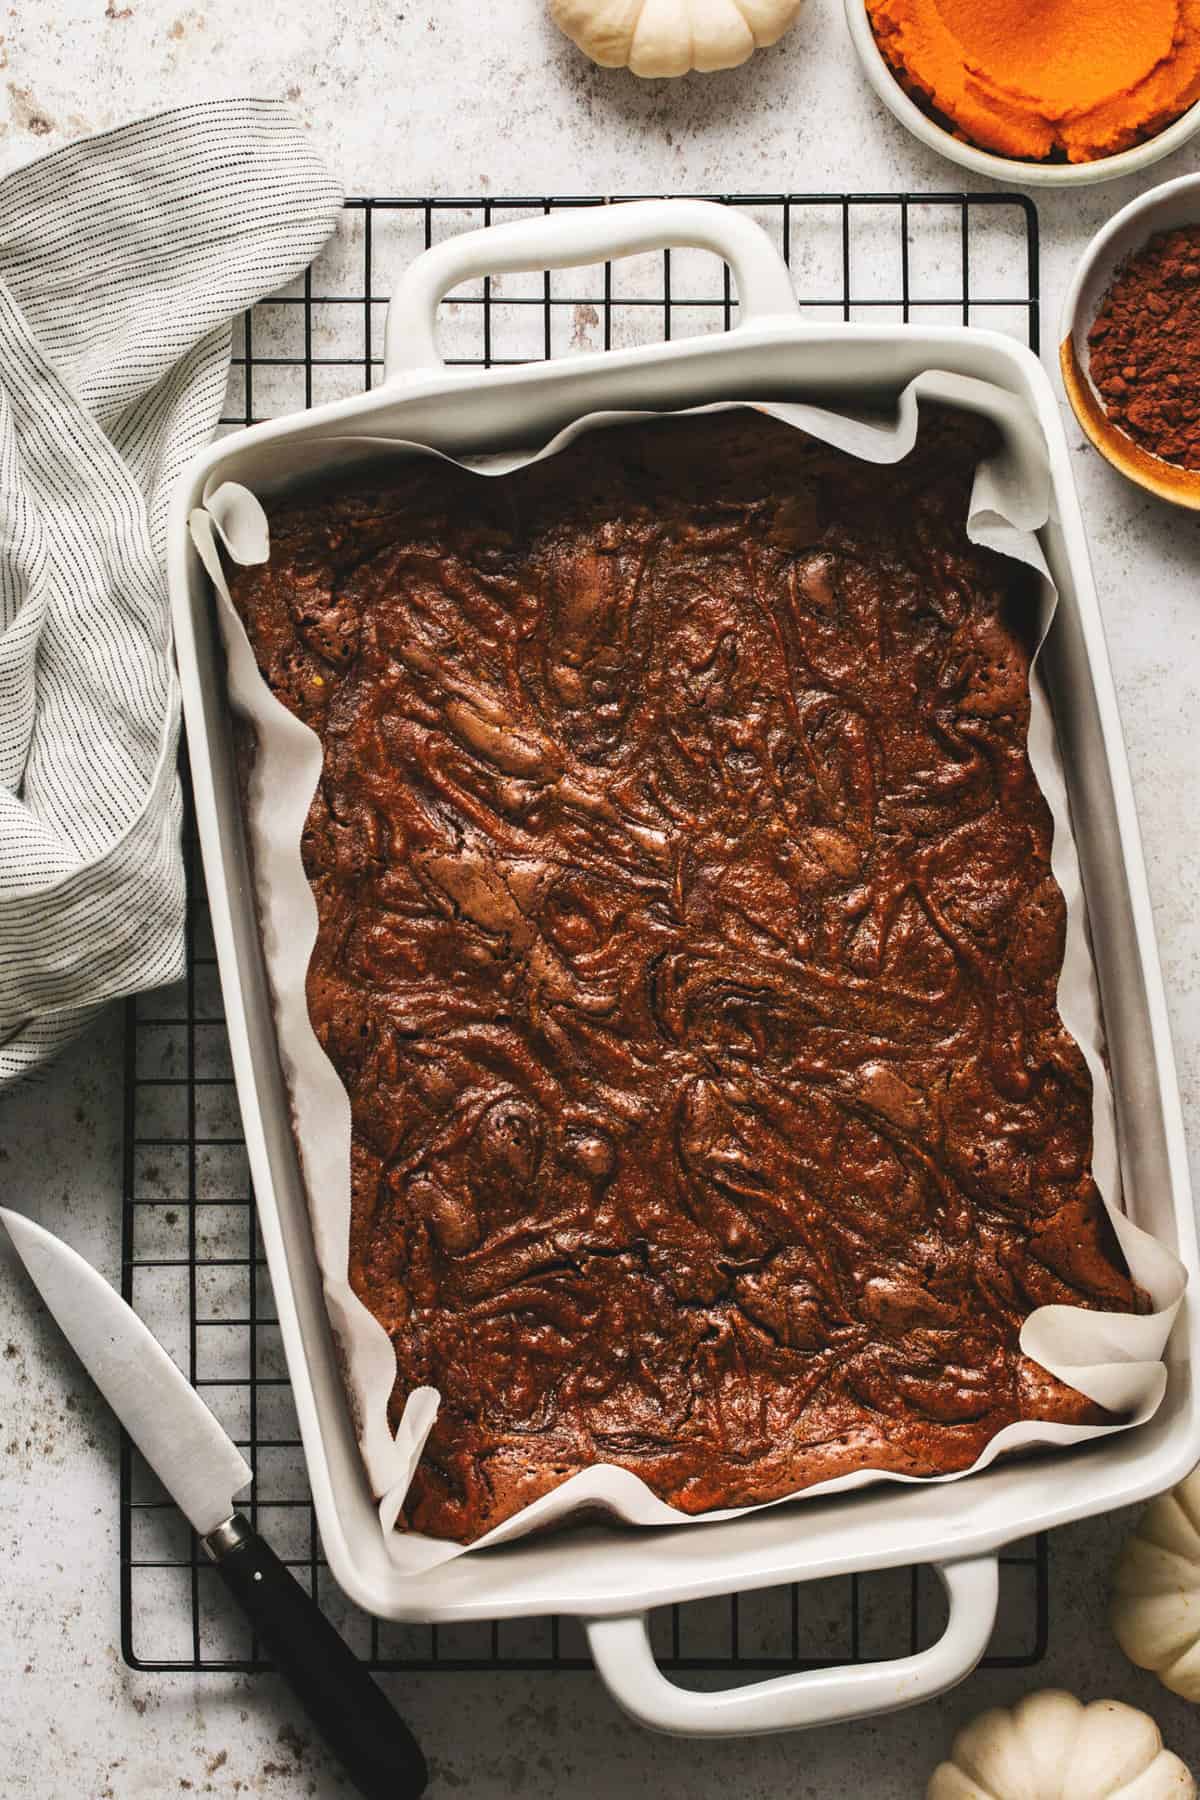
left=846, top=0, right=1200, bottom=183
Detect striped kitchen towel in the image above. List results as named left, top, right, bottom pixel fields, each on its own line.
left=0, top=100, right=342, bottom=1086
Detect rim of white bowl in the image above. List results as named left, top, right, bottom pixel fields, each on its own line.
left=1059, top=169, right=1200, bottom=347
left=844, top=0, right=1200, bottom=189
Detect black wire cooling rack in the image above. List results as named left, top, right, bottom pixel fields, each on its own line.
left=121, top=191, right=1046, bottom=1675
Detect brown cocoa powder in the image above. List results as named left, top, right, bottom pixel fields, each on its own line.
left=1088, top=225, right=1200, bottom=470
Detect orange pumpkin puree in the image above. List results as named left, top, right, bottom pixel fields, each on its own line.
left=866, top=0, right=1200, bottom=162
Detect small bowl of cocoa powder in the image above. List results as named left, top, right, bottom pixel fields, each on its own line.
left=1061, top=172, right=1200, bottom=507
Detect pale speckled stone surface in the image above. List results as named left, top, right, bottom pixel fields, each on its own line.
left=3, top=2, right=1200, bottom=1793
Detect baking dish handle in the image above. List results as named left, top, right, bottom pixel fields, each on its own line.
left=584, top=1553, right=998, bottom=1738
left=383, top=198, right=799, bottom=381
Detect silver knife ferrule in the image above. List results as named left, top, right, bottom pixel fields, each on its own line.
left=202, top=1514, right=250, bottom=1562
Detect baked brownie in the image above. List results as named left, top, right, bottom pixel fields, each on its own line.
left=227, top=409, right=1145, bottom=1543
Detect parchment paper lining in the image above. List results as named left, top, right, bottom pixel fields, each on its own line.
left=190, top=371, right=1186, bottom=1576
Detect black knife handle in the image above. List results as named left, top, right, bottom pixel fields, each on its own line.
left=204, top=1514, right=427, bottom=1799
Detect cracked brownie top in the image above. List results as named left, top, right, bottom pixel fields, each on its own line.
left=228, top=407, right=1143, bottom=1543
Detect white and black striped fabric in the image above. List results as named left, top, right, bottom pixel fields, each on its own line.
left=0, top=101, right=342, bottom=1085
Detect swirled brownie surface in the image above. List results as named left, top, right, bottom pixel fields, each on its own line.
left=228, top=409, right=1144, bottom=1544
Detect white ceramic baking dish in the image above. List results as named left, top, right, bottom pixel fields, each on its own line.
left=166, top=201, right=1200, bottom=1738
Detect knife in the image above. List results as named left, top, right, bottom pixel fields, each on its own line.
left=0, top=1208, right=427, bottom=1800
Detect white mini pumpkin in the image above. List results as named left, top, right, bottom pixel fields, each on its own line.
left=549, top=0, right=802, bottom=77
left=927, top=1690, right=1196, bottom=1799
left=1113, top=1467, right=1200, bottom=1699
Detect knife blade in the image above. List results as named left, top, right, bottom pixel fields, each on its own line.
left=1, top=1207, right=427, bottom=1800
left=0, top=1206, right=252, bottom=1535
